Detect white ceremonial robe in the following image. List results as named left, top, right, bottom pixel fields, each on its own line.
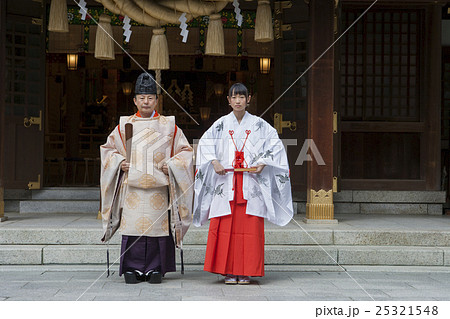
left=100, top=113, right=194, bottom=245
left=193, top=111, right=294, bottom=227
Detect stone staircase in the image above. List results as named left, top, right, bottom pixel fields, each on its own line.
left=4, top=188, right=99, bottom=214
left=1, top=213, right=450, bottom=267
left=1, top=188, right=450, bottom=267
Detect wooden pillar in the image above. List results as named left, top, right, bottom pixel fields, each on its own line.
left=425, top=4, right=441, bottom=190
left=305, top=0, right=336, bottom=222
left=0, top=0, right=7, bottom=222
left=0, top=187, right=5, bottom=222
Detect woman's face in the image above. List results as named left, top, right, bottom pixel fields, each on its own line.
left=227, top=93, right=251, bottom=112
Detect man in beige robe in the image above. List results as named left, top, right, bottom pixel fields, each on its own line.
left=100, top=73, right=193, bottom=284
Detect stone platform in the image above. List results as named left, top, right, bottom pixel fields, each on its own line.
left=1, top=212, right=450, bottom=267
left=3, top=188, right=447, bottom=215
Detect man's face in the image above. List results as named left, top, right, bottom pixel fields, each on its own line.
left=134, top=94, right=157, bottom=118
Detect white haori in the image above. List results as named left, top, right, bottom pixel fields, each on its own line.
left=193, top=111, right=294, bottom=227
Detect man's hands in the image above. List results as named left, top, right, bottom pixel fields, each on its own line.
left=121, top=161, right=169, bottom=176
left=162, top=163, right=168, bottom=175
left=212, top=160, right=226, bottom=175
left=121, top=161, right=130, bottom=172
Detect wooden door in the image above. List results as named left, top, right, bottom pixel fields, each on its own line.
left=2, top=0, right=45, bottom=189
left=273, top=2, right=310, bottom=199
left=338, top=5, right=441, bottom=190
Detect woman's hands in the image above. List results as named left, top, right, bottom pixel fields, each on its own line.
left=251, top=164, right=265, bottom=174
left=212, top=160, right=226, bottom=175
left=211, top=160, right=265, bottom=175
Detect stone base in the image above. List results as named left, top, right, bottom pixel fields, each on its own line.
left=303, top=218, right=338, bottom=224
left=0, top=216, right=7, bottom=222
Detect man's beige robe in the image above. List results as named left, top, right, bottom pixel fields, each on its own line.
left=100, top=113, right=193, bottom=247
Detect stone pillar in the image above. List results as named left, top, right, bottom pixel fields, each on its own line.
left=305, top=0, right=337, bottom=223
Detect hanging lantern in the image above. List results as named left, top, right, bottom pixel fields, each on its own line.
left=95, top=14, right=115, bottom=60
left=122, top=82, right=133, bottom=96
left=214, top=83, right=224, bottom=96
left=199, top=107, right=211, bottom=122
left=259, top=57, right=271, bottom=74
left=48, top=0, right=69, bottom=33
left=255, top=0, right=274, bottom=43
left=148, top=28, right=170, bottom=70
left=205, top=14, right=225, bottom=56
left=66, top=54, right=78, bottom=71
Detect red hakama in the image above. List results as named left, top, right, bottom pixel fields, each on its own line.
left=203, top=170, right=265, bottom=277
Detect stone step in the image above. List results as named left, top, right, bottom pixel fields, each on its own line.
left=2, top=227, right=450, bottom=247
left=4, top=188, right=446, bottom=215
left=4, top=187, right=99, bottom=200
left=4, top=187, right=100, bottom=213
left=296, top=190, right=446, bottom=204
left=18, top=200, right=99, bottom=214
left=296, top=191, right=446, bottom=215
left=2, top=227, right=450, bottom=246
left=1, top=244, right=449, bottom=266
left=31, top=188, right=100, bottom=200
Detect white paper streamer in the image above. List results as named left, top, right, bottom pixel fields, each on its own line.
left=77, top=0, right=87, bottom=20
left=122, top=15, right=132, bottom=43
left=179, top=13, right=189, bottom=43
left=233, top=0, right=243, bottom=27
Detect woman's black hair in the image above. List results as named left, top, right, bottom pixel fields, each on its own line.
left=228, top=82, right=249, bottom=99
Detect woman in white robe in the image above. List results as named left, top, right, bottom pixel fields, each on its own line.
left=193, top=83, right=293, bottom=284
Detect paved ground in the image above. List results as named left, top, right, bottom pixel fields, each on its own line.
left=1, top=265, right=450, bottom=301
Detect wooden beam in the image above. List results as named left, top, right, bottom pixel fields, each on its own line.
left=341, top=122, right=425, bottom=133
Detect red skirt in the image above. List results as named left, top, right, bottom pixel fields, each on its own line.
left=203, top=172, right=265, bottom=277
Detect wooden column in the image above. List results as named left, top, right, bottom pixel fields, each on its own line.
left=0, top=0, right=7, bottom=222
left=425, top=4, right=441, bottom=190
left=305, top=0, right=336, bottom=222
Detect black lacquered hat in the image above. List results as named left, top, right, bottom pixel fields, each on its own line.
left=135, top=72, right=157, bottom=95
